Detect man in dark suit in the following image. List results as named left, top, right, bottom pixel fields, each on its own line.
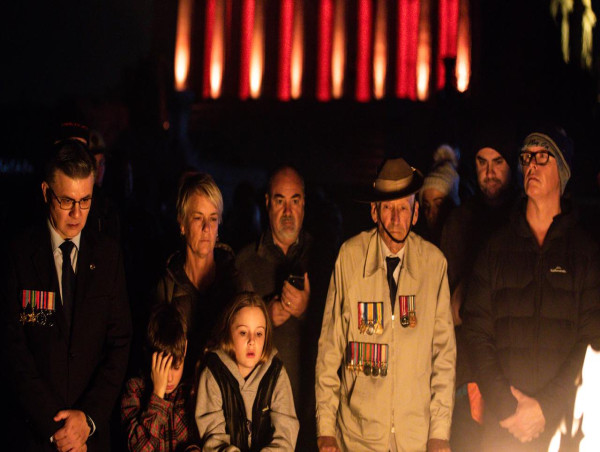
left=2, top=139, right=132, bottom=451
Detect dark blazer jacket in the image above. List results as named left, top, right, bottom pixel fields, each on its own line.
left=2, top=224, right=132, bottom=451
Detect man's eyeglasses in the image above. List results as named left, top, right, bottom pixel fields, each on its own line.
left=519, top=150, right=554, bottom=167
left=48, top=188, right=92, bottom=210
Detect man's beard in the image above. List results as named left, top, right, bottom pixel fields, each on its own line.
left=482, top=178, right=505, bottom=199
left=277, top=216, right=298, bottom=239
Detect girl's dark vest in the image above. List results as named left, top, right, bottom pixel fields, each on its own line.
left=204, top=352, right=283, bottom=452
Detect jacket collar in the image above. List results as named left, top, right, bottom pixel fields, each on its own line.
left=513, top=197, right=577, bottom=247
left=256, top=228, right=310, bottom=262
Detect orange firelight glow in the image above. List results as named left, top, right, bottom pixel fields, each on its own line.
left=250, top=0, right=265, bottom=98
left=373, top=0, right=387, bottom=99
left=174, top=0, right=193, bottom=91
left=210, top=0, right=226, bottom=98
left=331, top=0, right=345, bottom=99
left=416, top=0, right=432, bottom=100
left=456, top=0, right=471, bottom=92
left=291, top=0, right=304, bottom=99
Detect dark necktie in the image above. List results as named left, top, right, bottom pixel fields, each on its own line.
left=59, top=240, right=75, bottom=331
left=386, top=256, right=400, bottom=314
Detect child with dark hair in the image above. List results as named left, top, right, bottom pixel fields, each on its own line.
left=196, top=292, right=299, bottom=451
left=121, top=304, right=200, bottom=451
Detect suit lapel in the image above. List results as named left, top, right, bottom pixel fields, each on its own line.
left=72, top=231, right=94, bottom=340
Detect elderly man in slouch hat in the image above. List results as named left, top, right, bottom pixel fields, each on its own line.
left=316, top=158, right=456, bottom=452
left=463, top=126, right=600, bottom=451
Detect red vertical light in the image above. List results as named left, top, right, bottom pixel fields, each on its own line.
left=240, top=0, right=255, bottom=99
left=396, top=0, right=420, bottom=99
left=437, top=0, right=459, bottom=90
left=356, top=0, right=372, bottom=102
left=203, top=0, right=216, bottom=98
left=279, top=0, right=294, bottom=100
left=317, top=0, right=333, bottom=101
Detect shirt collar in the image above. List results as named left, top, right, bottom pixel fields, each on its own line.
left=48, top=219, right=81, bottom=253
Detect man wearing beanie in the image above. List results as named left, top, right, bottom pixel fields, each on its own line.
left=463, top=126, right=600, bottom=451
left=440, top=124, right=519, bottom=452
left=419, top=144, right=461, bottom=246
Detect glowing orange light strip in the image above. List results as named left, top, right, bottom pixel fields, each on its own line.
left=174, top=0, right=193, bottom=91
left=456, top=0, right=470, bottom=92
left=331, top=0, right=345, bottom=99
left=373, top=0, right=387, bottom=99
left=291, top=0, right=304, bottom=99
left=250, top=0, right=265, bottom=98
left=416, top=0, right=431, bottom=100
left=210, top=0, right=225, bottom=98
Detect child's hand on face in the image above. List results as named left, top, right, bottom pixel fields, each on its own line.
left=151, top=352, right=173, bottom=399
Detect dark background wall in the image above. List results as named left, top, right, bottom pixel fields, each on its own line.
left=1, top=0, right=600, bottom=243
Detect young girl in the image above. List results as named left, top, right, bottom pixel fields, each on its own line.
left=195, top=292, right=299, bottom=451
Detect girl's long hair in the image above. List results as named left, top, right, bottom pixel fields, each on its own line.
left=214, top=291, right=273, bottom=365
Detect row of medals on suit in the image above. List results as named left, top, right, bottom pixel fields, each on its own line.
left=20, top=290, right=56, bottom=327
left=348, top=296, right=417, bottom=377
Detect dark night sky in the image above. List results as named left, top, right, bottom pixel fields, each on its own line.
left=1, top=1, right=599, bottom=195
left=2, top=1, right=154, bottom=106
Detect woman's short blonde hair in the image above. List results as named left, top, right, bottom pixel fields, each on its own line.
left=176, top=172, right=224, bottom=224
left=217, top=292, right=273, bottom=365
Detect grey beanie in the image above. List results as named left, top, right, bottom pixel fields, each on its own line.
left=521, top=128, right=573, bottom=195
left=420, top=145, right=460, bottom=206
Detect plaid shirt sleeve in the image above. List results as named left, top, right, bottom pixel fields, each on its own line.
left=121, top=377, right=172, bottom=452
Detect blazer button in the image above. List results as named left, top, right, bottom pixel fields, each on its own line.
left=69, top=353, right=76, bottom=360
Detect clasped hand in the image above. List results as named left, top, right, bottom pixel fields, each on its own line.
left=52, top=409, right=90, bottom=452
left=499, top=386, right=545, bottom=443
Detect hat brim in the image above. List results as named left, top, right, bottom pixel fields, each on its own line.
left=354, top=169, right=424, bottom=203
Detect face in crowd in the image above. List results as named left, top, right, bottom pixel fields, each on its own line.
left=420, top=188, right=445, bottom=232
left=42, top=170, right=95, bottom=239
left=520, top=145, right=561, bottom=202
left=230, top=306, right=266, bottom=378
left=475, top=147, right=511, bottom=201
left=371, top=195, right=419, bottom=254
left=180, top=193, right=220, bottom=259
left=266, top=168, right=305, bottom=251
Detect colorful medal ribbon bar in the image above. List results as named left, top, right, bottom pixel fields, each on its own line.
left=20, top=290, right=55, bottom=326
left=380, top=343, right=388, bottom=377
left=347, top=342, right=388, bottom=378
left=358, top=302, right=384, bottom=335
left=408, top=295, right=417, bottom=328
left=399, top=295, right=410, bottom=327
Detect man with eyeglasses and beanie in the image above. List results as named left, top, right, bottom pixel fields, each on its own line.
left=463, top=125, right=600, bottom=451
left=1, top=138, right=131, bottom=451
left=316, top=158, right=455, bottom=452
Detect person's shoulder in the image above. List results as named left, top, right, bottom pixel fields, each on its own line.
left=8, top=224, right=48, bottom=251
left=215, top=242, right=235, bottom=265
left=409, top=232, right=446, bottom=263
left=235, top=238, right=260, bottom=264
left=124, top=376, right=146, bottom=395
left=339, top=229, right=375, bottom=253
